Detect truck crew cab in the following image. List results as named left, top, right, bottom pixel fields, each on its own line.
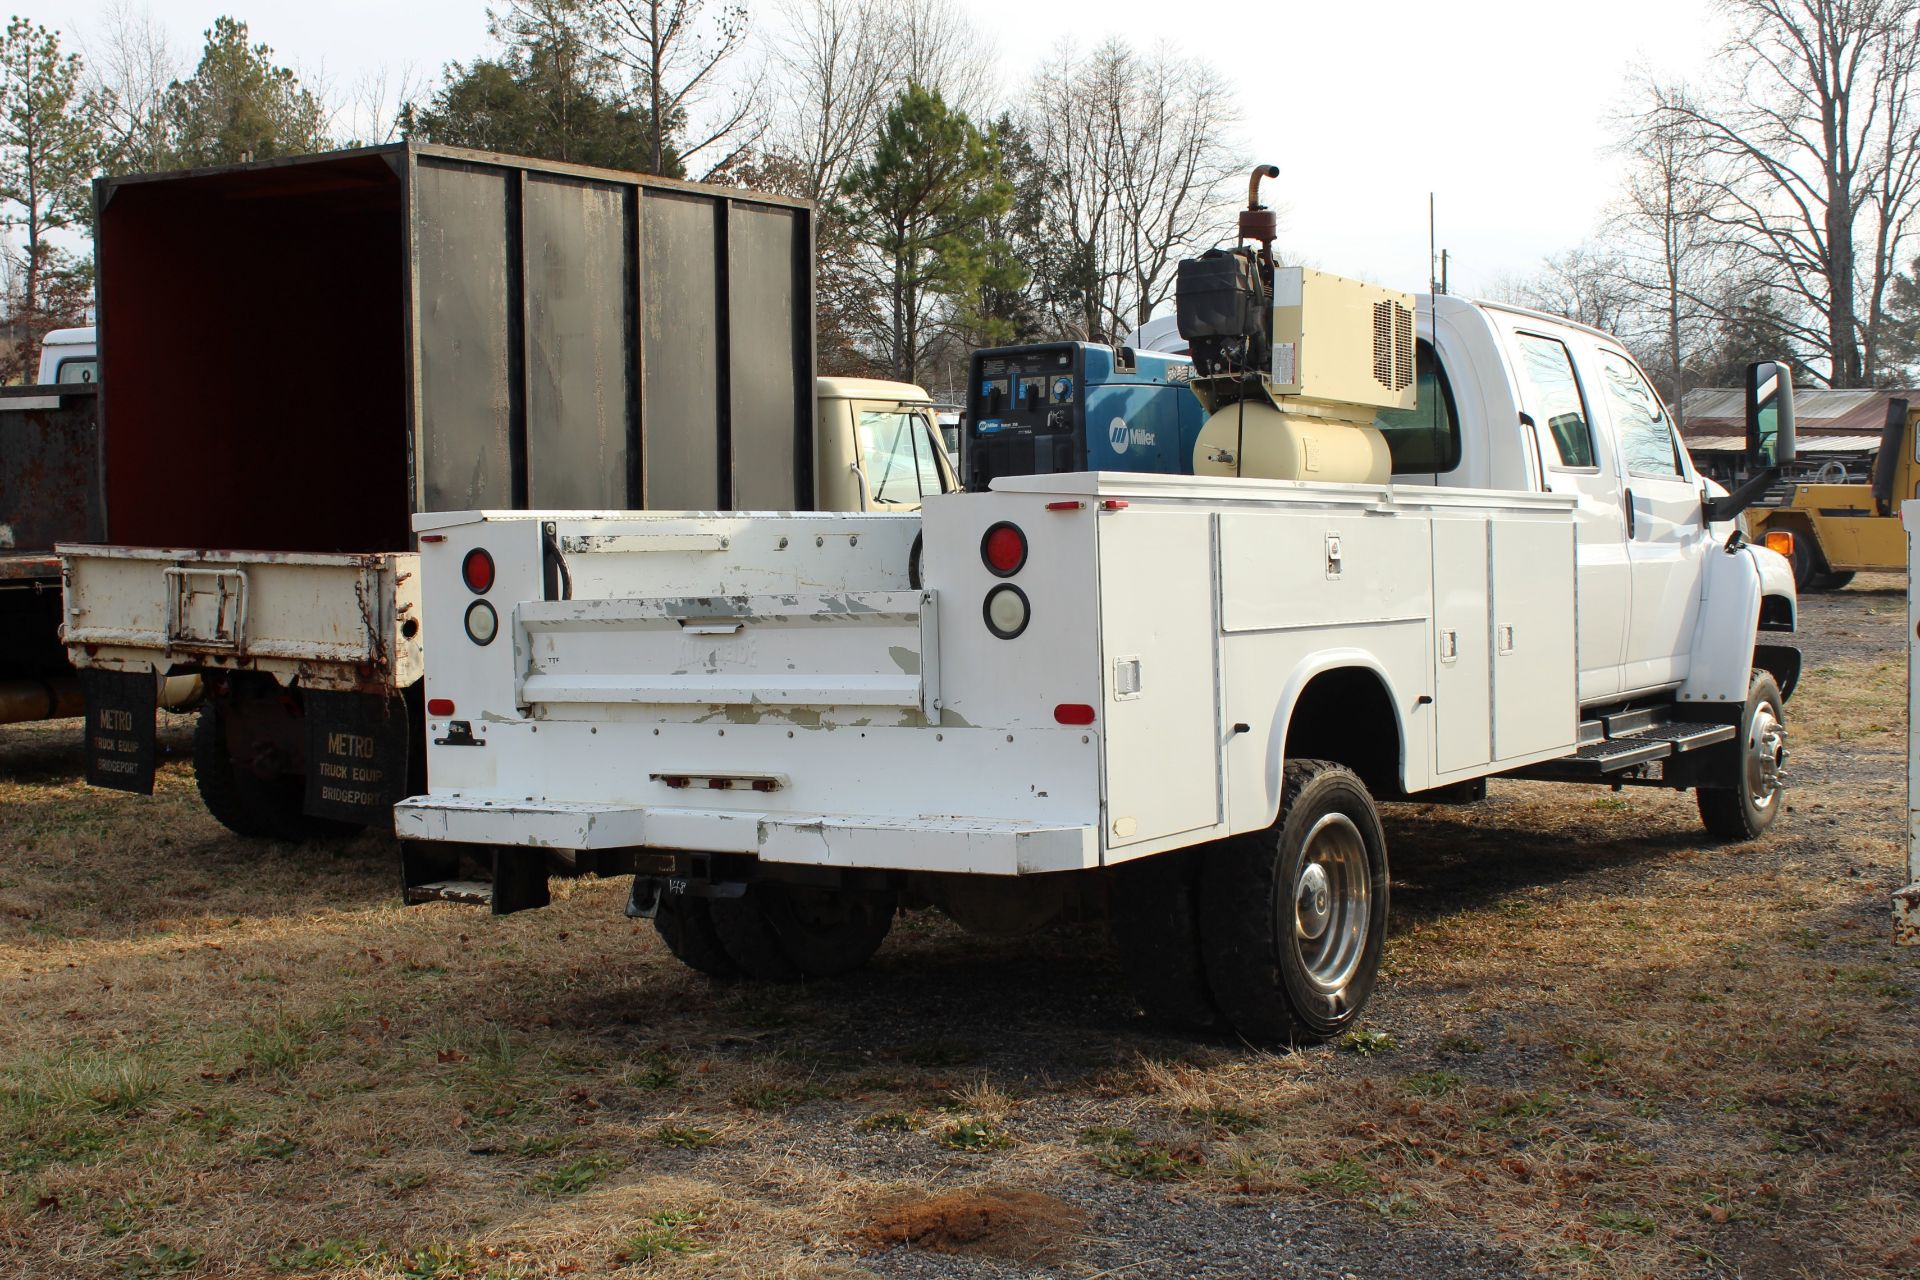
left=394, top=176, right=1800, bottom=1045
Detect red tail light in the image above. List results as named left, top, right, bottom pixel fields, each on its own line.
left=427, top=698, right=455, bottom=717
left=1054, top=703, right=1096, bottom=725
left=462, top=547, right=495, bottom=594
left=981, top=522, right=1027, bottom=576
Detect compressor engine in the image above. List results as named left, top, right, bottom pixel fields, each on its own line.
left=1173, top=166, right=1414, bottom=484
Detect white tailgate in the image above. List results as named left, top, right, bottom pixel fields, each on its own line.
left=518, top=590, right=938, bottom=716
left=58, top=545, right=422, bottom=690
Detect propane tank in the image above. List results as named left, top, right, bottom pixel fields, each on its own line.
left=1192, top=400, right=1391, bottom=485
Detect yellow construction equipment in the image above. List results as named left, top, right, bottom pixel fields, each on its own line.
left=1744, top=397, right=1914, bottom=590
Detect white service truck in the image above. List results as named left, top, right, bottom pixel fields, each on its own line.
left=395, top=218, right=1801, bottom=1042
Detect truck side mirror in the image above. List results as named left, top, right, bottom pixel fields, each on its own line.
left=1746, top=360, right=1796, bottom=467
left=1712, top=359, right=1798, bottom=525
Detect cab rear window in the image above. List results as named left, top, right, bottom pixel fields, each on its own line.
left=1374, top=341, right=1461, bottom=475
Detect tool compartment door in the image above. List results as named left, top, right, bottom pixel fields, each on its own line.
left=1097, top=509, right=1220, bottom=851
left=1490, top=517, right=1578, bottom=760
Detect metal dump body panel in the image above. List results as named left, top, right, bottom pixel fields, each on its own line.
left=0, top=384, right=102, bottom=564
left=640, top=191, right=725, bottom=509
left=90, top=142, right=816, bottom=558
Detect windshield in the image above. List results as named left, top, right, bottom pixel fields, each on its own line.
left=856, top=406, right=950, bottom=505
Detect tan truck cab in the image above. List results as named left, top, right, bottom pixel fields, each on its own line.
left=815, top=377, right=958, bottom=511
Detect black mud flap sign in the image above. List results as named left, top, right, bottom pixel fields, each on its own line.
left=82, top=670, right=157, bottom=794
left=304, top=690, right=410, bottom=826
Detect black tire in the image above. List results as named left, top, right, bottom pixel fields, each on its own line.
left=192, top=702, right=356, bottom=842
left=1807, top=570, right=1855, bottom=591
left=1199, top=760, right=1390, bottom=1045
left=711, top=882, right=895, bottom=981
left=651, top=889, right=738, bottom=978
left=1111, top=848, right=1220, bottom=1030
left=1697, top=670, right=1786, bottom=841
left=1787, top=534, right=1819, bottom=590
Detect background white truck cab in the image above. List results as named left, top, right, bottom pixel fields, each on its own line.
left=398, top=265, right=1799, bottom=1044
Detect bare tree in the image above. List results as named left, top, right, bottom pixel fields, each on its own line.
left=766, top=0, right=893, bottom=201
left=78, top=0, right=178, bottom=174
left=1499, top=245, right=1641, bottom=338
left=761, top=0, right=993, bottom=201
left=594, top=0, right=762, bottom=178
left=1651, top=0, right=1920, bottom=387
left=884, top=0, right=996, bottom=118
left=335, top=63, right=425, bottom=147
left=1111, top=47, right=1237, bottom=333
left=1607, top=112, right=1730, bottom=419
left=1026, top=39, right=1237, bottom=342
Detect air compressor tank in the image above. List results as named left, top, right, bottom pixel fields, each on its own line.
left=1191, top=400, right=1391, bottom=484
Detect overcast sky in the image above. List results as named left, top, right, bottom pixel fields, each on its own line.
left=48, top=0, right=1726, bottom=300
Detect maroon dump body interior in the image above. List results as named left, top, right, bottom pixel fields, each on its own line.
left=91, top=144, right=816, bottom=555
left=97, top=152, right=410, bottom=552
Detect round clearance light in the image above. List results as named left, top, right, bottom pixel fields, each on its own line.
left=464, top=599, right=499, bottom=646
left=983, top=584, right=1030, bottom=639
left=980, top=521, right=1027, bottom=576
left=462, top=547, right=496, bottom=594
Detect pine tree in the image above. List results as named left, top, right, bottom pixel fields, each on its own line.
left=839, top=84, right=1013, bottom=383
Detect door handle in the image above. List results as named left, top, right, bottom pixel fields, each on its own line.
left=1623, top=488, right=1636, bottom=538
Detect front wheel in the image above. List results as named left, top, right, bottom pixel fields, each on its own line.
left=1199, top=760, right=1390, bottom=1044
left=1697, top=670, right=1786, bottom=841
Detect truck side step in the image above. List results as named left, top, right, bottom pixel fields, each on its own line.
left=1509, top=719, right=1737, bottom=781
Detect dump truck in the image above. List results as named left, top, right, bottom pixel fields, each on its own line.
left=391, top=174, right=1804, bottom=1044
left=1744, top=395, right=1913, bottom=590
left=0, top=371, right=100, bottom=728
left=59, top=143, right=950, bottom=840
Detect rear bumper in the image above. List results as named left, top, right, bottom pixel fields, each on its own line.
left=393, top=793, right=1099, bottom=876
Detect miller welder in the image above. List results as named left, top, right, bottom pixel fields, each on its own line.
left=963, top=342, right=1207, bottom=489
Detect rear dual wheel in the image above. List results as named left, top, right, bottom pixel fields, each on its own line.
left=1114, top=760, right=1389, bottom=1045
left=651, top=880, right=896, bottom=981
left=192, top=699, right=358, bottom=842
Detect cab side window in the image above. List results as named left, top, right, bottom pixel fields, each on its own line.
left=1374, top=341, right=1461, bottom=475
left=1597, top=351, right=1683, bottom=480
left=1513, top=333, right=1596, bottom=468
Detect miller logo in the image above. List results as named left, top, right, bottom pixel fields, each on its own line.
left=1108, top=417, right=1157, bottom=454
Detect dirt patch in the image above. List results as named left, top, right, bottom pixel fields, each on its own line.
left=856, top=1184, right=1088, bottom=1263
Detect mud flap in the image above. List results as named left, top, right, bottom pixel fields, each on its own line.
left=1754, top=643, right=1802, bottom=701
left=303, top=690, right=410, bottom=825
left=492, top=848, right=551, bottom=916
left=81, top=669, right=156, bottom=794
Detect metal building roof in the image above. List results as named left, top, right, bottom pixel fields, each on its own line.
left=1680, top=386, right=1914, bottom=437
left=1686, top=433, right=1885, bottom=454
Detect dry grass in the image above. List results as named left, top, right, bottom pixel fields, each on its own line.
left=0, top=579, right=1914, bottom=1278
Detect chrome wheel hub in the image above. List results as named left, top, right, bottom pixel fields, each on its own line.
left=1289, top=813, right=1371, bottom=995
left=1746, top=704, right=1785, bottom=810
left=1296, top=863, right=1332, bottom=940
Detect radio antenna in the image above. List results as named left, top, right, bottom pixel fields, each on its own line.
left=1428, top=194, right=1441, bottom=482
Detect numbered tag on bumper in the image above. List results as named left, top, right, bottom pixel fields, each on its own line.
left=81, top=670, right=157, bottom=794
